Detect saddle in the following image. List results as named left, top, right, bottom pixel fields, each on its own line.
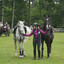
left=1, top=28, right=5, bottom=31
left=50, top=27, right=54, bottom=39
left=50, top=27, right=54, bottom=34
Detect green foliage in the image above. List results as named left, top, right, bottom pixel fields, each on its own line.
left=0, top=0, right=64, bottom=28
left=31, top=0, right=64, bottom=28
left=14, top=0, right=29, bottom=26
left=0, top=1, right=2, bottom=21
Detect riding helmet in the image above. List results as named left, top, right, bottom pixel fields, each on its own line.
left=33, top=23, right=38, bottom=26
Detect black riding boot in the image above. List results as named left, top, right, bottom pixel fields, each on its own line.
left=38, top=50, right=40, bottom=60
left=33, top=50, right=36, bottom=60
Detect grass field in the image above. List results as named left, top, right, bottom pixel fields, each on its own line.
left=0, top=33, right=64, bottom=64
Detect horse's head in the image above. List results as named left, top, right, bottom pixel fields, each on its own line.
left=17, top=20, right=25, bottom=34
left=44, top=15, right=50, bottom=30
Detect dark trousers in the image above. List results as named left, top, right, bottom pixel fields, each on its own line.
left=33, top=41, right=41, bottom=58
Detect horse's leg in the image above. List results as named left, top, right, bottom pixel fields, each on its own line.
left=50, top=39, right=53, bottom=54
left=48, top=39, right=53, bottom=58
left=22, top=39, right=26, bottom=57
left=47, top=40, right=50, bottom=59
left=41, top=40, right=44, bottom=59
left=18, top=40, right=22, bottom=58
left=14, top=40, right=17, bottom=57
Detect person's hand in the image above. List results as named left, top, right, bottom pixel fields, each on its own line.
left=47, top=29, right=49, bottom=31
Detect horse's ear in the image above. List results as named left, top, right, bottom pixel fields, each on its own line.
left=18, top=20, right=19, bottom=22
left=44, top=14, right=46, bottom=17
left=23, top=20, right=25, bottom=23
left=48, top=15, right=49, bottom=17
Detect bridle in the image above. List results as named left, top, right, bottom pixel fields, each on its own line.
left=17, top=25, right=24, bottom=35
left=44, top=17, right=50, bottom=30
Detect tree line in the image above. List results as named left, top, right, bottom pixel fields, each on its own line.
left=0, top=0, right=64, bottom=28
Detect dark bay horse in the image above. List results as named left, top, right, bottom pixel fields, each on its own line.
left=40, top=15, right=54, bottom=59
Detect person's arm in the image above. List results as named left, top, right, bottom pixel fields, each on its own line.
left=52, top=29, right=54, bottom=34
left=40, top=29, right=47, bottom=34
left=25, top=31, right=33, bottom=36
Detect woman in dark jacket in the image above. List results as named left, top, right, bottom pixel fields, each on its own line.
left=24, top=23, right=48, bottom=60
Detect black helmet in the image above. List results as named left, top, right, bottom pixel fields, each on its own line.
left=33, top=23, right=38, bottom=26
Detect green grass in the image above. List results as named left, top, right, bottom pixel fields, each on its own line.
left=0, top=33, right=64, bottom=64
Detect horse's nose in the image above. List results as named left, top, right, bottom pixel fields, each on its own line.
left=20, top=30, right=23, bottom=33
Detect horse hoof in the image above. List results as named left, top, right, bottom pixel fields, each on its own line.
left=41, top=56, right=43, bottom=59
left=19, top=55, right=23, bottom=58
left=47, top=54, right=50, bottom=59
left=41, top=57, right=43, bottom=59
left=24, top=54, right=26, bottom=57
left=15, top=55, right=17, bottom=57
left=47, top=57, right=50, bottom=59
left=15, top=53, right=17, bottom=57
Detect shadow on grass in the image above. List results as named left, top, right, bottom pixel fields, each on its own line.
left=11, top=55, right=53, bottom=60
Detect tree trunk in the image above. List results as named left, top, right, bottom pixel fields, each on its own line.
left=62, top=15, right=64, bottom=26
left=50, top=3, right=52, bottom=24
left=32, top=0, right=33, bottom=9
left=40, top=7, right=41, bottom=20
left=2, top=0, right=4, bottom=24
left=22, top=8, right=24, bottom=20
left=60, top=2, right=64, bottom=27
left=63, top=16, right=64, bottom=25
left=11, top=0, right=15, bottom=29
left=39, top=1, right=41, bottom=19
left=31, top=0, right=33, bottom=24
left=28, top=0, right=31, bottom=27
